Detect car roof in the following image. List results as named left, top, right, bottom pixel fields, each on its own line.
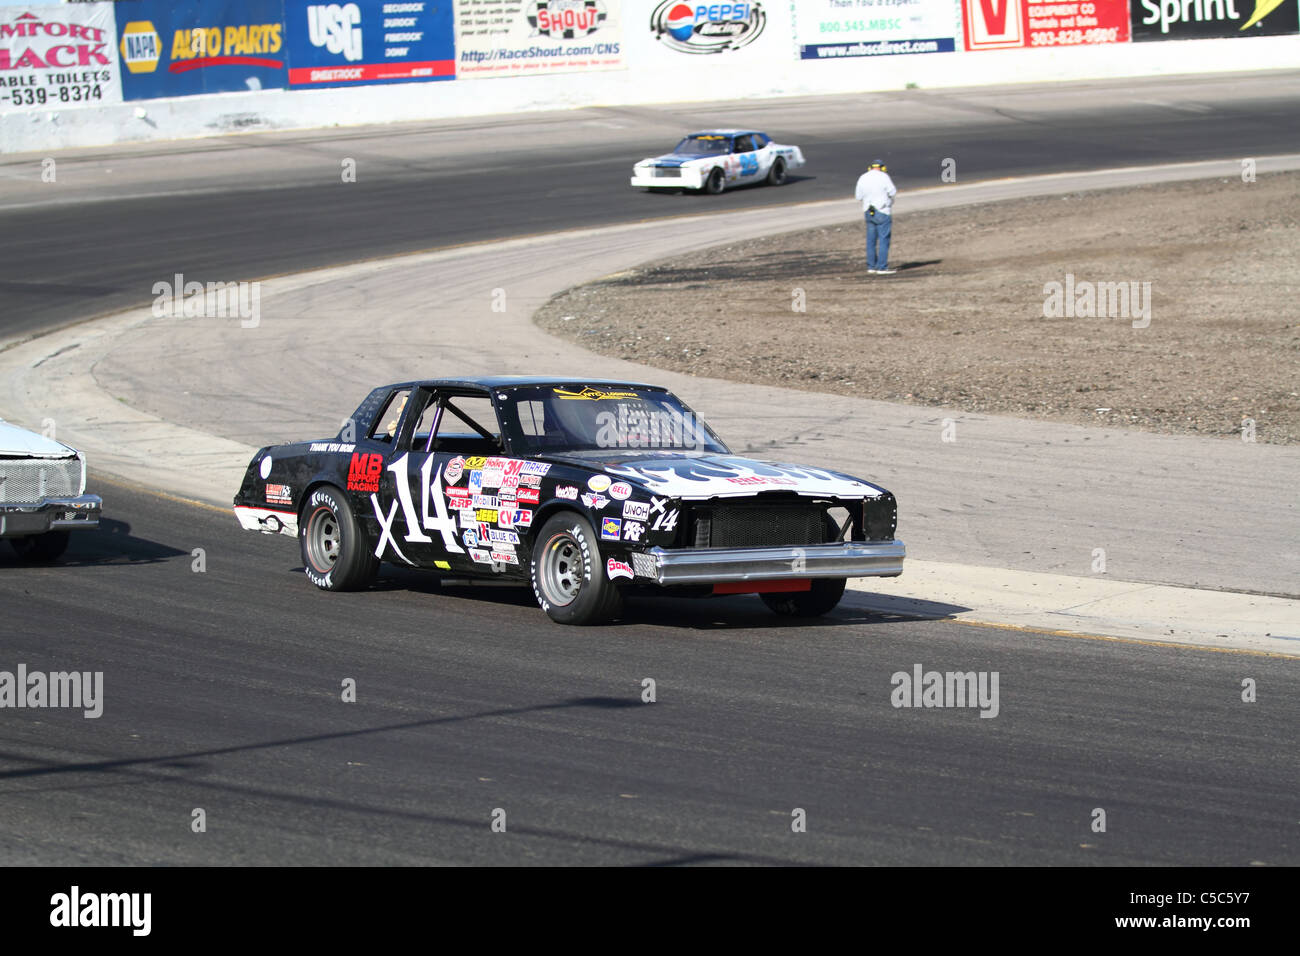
left=687, top=129, right=762, bottom=137
left=379, top=376, right=664, bottom=392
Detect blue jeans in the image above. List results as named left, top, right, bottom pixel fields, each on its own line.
left=865, top=210, right=892, bottom=271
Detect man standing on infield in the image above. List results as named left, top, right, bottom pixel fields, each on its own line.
left=855, top=159, right=897, bottom=275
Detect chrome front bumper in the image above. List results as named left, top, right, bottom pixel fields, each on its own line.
left=642, top=539, right=905, bottom=586
left=0, top=494, right=101, bottom=537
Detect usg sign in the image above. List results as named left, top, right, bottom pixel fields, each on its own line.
left=650, top=1, right=766, bottom=53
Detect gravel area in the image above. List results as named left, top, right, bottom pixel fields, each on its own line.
left=536, top=173, right=1300, bottom=444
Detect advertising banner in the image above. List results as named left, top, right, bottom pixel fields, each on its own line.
left=283, top=1, right=455, bottom=86
left=456, top=0, right=624, bottom=77
left=796, top=0, right=961, bottom=59
left=117, top=0, right=287, bottom=100
left=0, top=3, right=121, bottom=112
left=962, top=0, right=1130, bottom=49
left=1131, top=0, right=1298, bottom=40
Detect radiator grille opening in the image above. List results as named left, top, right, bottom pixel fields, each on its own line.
left=0, top=457, right=82, bottom=504
left=696, top=504, right=826, bottom=549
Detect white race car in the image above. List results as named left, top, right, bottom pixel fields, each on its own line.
left=631, top=130, right=806, bottom=194
left=0, top=418, right=101, bottom=560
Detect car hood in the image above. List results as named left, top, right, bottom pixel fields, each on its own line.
left=0, top=420, right=75, bottom=457
left=645, top=153, right=711, bottom=167
left=546, top=451, right=886, bottom=499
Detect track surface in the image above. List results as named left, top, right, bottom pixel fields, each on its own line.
left=2, top=76, right=1299, bottom=865
left=3, top=75, right=1300, bottom=338
left=2, top=480, right=1296, bottom=865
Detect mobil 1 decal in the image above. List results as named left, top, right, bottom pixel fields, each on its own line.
left=1131, top=0, right=1297, bottom=39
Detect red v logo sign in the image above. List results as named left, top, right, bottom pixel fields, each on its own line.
left=979, top=0, right=1010, bottom=32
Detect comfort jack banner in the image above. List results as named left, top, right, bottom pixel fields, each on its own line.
left=0, top=3, right=121, bottom=112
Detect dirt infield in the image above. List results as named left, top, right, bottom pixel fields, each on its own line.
left=535, top=173, right=1300, bottom=444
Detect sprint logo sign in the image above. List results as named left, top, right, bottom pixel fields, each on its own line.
left=307, top=3, right=362, bottom=61
left=1132, top=0, right=1299, bottom=39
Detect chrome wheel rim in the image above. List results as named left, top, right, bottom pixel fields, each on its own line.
left=539, top=532, right=583, bottom=607
left=306, top=505, right=341, bottom=573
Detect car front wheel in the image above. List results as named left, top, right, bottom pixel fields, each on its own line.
left=531, top=513, right=623, bottom=625
left=760, top=577, right=846, bottom=617
left=766, top=157, right=787, bottom=186
left=702, top=167, right=725, bottom=195
left=10, top=531, right=70, bottom=561
left=300, top=485, right=378, bottom=591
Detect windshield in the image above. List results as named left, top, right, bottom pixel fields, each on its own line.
left=671, top=135, right=731, bottom=156
left=499, top=385, right=729, bottom=455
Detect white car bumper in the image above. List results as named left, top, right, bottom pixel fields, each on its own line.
left=631, top=165, right=706, bottom=190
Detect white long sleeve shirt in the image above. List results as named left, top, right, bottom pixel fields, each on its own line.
left=854, top=168, right=897, bottom=215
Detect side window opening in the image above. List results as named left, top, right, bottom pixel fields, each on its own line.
left=368, top=389, right=412, bottom=443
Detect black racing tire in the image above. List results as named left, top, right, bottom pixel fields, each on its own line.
left=530, top=512, right=624, bottom=625
left=766, top=157, right=787, bottom=186
left=299, top=485, right=378, bottom=591
left=9, top=531, right=70, bottom=561
left=702, top=167, right=725, bottom=195
left=760, top=578, right=847, bottom=618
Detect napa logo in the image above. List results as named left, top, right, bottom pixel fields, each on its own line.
left=119, top=22, right=160, bottom=74
left=650, top=1, right=766, bottom=54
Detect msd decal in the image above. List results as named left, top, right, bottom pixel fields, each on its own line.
left=963, top=0, right=1024, bottom=48
left=650, top=1, right=767, bottom=53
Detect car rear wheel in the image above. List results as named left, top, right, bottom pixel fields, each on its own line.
left=760, top=577, right=847, bottom=617
left=766, top=157, right=787, bottom=186
left=702, top=167, right=725, bottom=195
left=300, top=485, right=378, bottom=591
left=10, top=531, right=70, bottom=562
left=531, top=513, right=623, bottom=625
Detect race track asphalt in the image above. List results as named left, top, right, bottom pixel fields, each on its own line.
left=1, top=478, right=1295, bottom=865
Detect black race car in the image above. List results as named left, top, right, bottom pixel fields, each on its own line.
left=233, top=378, right=904, bottom=624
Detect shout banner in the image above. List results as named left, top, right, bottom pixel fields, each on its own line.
left=962, top=0, right=1130, bottom=48
left=0, top=3, right=121, bottom=112
left=456, top=0, right=625, bottom=78
left=796, top=0, right=960, bottom=59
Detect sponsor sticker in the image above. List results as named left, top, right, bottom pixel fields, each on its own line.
left=459, top=508, right=476, bottom=528
left=472, top=495, right=501, bottom=509
left=481, top=468, right=503, bottom=488
left=347, top=452, right=382, bottom=493
left=491, top=549, right=519, bottom=565
left=587, top=474, right=612, bottom=492
left=608, top=481, right=632, bottom=500
left=445, top=456, right=465, bottom=484
left=623, top=501, right=650, bottom=521
left=468, top=470, right=483, bottom=493
left=265, top=483, right=291, bottom=505
left=476, top=509, right=499, bottom=523
left=516, top=487, right=540, bottom=505
left=470, top=548, right=493, bottom=564
left=601, top=516, right=622, bottom=539
left=465, top=456, right=488, bottom=469
left=581, top=492, right=609, bottom=510
left=463, top=529, right=479, bottom=548
left=520, top=461, right=551, bottom=476
left=623, top=520, right=645, bottom=542
left=554, top=484, right=579, bottom=500
left=488, top=529, right=520, bottom=545
left=606, top=557, right=634, bottom=580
